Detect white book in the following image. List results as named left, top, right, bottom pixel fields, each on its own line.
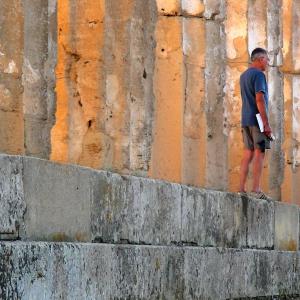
left=256, top=113, right=264, bottom=132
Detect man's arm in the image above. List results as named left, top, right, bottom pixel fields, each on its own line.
left=256, top=92, right=272, bottom=136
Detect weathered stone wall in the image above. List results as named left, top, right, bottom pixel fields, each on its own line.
left=0, top=154, right=300, bottom=299
left=0, top=1, right=299, bottom=204
left=0, top=0, right=57, bottom=158
left=1, top=242, right=300, bottom=299
left=1, top=154, right=299, bottom=252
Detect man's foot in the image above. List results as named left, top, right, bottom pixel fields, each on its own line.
left=238, top=191, right=247, bottom=196
left=249, top=191, right=272, bottom=201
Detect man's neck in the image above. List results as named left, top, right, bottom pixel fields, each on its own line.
left=250, top=62, right=264, bottom=71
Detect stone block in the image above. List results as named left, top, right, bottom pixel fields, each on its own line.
left=275, top=201, right=299, bottom=251
left=1, top=242, right=300, bottom=299
left=22, top=157, right=92, bottom=242
left=292, top=1, right=300, bottom=72
left=248, top=0, right=267, bottom=53
left=203, top=0, right=225, bottom=20
left=204, top=19, right=227, bottom=191
left=91, top=173, right=182, bottom=245
left=246, top=196, right=274, bottom=249
left=182, top=0, right=204, bottom=17
left=181, top=188, right=247, bottom=248
left=1, top=155, right=300, bottom=254
left=225, top=1, right=248, bottom=62
left=156, top=0, right=181, bottom=16
left=267, top=0, right=283, bottom=67
left=0, top=155, right=25, bottom=236
left=150, top=16, right=183, bottom=182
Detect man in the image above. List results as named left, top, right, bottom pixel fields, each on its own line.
left=239, top=47, right=272, bottom=200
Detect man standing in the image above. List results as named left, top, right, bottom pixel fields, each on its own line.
left=239, top=48, right=272, bottom=199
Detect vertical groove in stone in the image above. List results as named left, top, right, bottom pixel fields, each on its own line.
left=267, top=0, right=284, bottom=201
left=268, top=67, right=284, bottom=200
left=47, top=0, right=57, bottom=158
left=182, top=18, right=206, bottom=187
left=50, top=0, right=70, bottom=162
left=149, top=17, right=183, bottom=182
left=292, top=76, right=300, bottom=204
left=102, top=1, right=135, bottom=172
left=224, top=1, right=248, bottom=192
left=282, top=75, right=293, bottom=202
left=128, top=0, right=157, bottom=174
left=0, top=1, right=24, bottom=154
left=51, top=0, right=105, bottom=168
left=23, top=0, right=56, bottom=159
left=281, top=0, right=293, bottom=73
left=71, top=1, right=105, bottom=169
left=248, top=0, right=267, bottom=53
left=292, top=0, right=300, bottom=73
left=204, top=1, right=227, bottom=190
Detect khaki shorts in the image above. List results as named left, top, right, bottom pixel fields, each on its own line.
left=242, top=126, right=270, bottom=152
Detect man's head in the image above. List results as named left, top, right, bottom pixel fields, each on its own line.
left=250, top=48, right=269, bottom=71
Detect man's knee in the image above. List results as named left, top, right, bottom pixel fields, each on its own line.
left=254, top=148, right=265, bottom=159
left=243, top=149, right=254, bottom=161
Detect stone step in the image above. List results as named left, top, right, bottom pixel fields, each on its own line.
left=0, top=154, right=299, bottom=251
left=0, top=241, right=299, bottom=299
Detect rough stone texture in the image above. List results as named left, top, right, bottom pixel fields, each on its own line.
left=23, top=0, right=57, bottom=159
left=127, top=0, right=157, bottom=174
left=181, top=188, right=247, bottom=248
left=225, top=1, right=248, bottom=62
left=275, top=202, right=299, bottom=251
left=0, top=156, right=25, bottom=236
left=292, top=1, right=300, bottom=73
left=1, top=154, right=299, bottom=252
left=246, top=197, right=274, bottom=249
left=0, top=1, right=24, bottom=155
left=0, top=242, right=300, bottom=299
left=51, top=0, right=106, bottom=167
left=91, top=172, right=182, bottom=245
left=156, top=0, right=181, bottom=16
left=182, top=18, right=206, bottom=187
left=248, top=0, right=267, bottom=53
left=267, top=0, right=284, bottom=201
left=224, top=2, right=248, bottom=192
left=182, top=0, right=204, bottom=17
left=268, top=66, right=284, bottom=201
left=1, top=0, right=300, bottom=204
left=205, top=2, right=227, bottom=190
left=267, top=0, right=283, bottom=67
left=291, top=76, right=300, bottom=201
left=150, top=16, right=183, bottom=182
left=22, top=157, right=92, bottom=242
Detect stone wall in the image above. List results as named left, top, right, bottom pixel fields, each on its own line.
left=0, top=1, right=300, bottom=204
left=0, top=154, right=300, bottom=299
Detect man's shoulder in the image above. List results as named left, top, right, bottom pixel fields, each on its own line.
left=241, top=68, right=265, bottom=80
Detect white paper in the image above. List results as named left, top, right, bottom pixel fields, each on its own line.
left=256, top=113, right=264, bottom=132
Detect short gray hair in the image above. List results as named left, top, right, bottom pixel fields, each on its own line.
left=250, top=48, right=268, bottom=62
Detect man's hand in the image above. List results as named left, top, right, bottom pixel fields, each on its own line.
left=263, top=123, right=272, bottom=137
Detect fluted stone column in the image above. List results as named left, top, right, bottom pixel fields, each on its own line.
left=267, top=0, right=284, bottom=201
left=224, top=1, right=248, bottom=192
left=281, top=0, right=300, bottom=204
left=0, top=1, right=24, bottom=154
left=23, top=0, right=57, bottom=159
left=204, top=0, right=227, bottom=190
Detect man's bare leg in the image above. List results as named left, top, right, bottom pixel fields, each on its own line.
left=239, top=149, right=254, bottom=192
left=252, top=148, right=265, bottom=192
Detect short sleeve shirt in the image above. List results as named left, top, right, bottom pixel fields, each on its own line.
left=240, top=67, right=268, bottom=127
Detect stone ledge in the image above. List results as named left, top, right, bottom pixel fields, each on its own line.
left=0, top=155, right=299, bottom=251
left=0, top=241, right=299, bottom=299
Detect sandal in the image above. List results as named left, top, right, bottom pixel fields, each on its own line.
left=249, top=191, right=272, bottom=201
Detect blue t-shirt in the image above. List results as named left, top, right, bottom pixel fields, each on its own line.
left=240, top=67, right=268, bottom=127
